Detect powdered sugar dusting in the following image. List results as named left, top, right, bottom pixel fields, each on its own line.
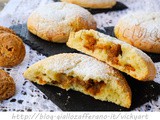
left=31, top=53, right=121, bottom=82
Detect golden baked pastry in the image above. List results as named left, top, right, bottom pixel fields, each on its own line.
left=67, top=30, right=156, bottom=81
left=0, top=33, right=25, bottom=67
left=114, top=12, right=160, bottom=53
left=0, top=26, right=16, bottom=35
left=27, top=2, right=96, bottom=43
left=23, top=53, right=132, bottom=108
left=61, top=0, right=116, bottom=9
left=0, top=69, right=16, bottom=101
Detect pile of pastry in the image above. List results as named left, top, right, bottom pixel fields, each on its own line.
left=0, top=26, right=25, bottom=101
left=1, top=1, right=160, bottom=109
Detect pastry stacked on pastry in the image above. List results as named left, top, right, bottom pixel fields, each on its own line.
left=0, top=26, right=26, bottom=100
left=24, top=30, right=156, bottom=108
left=67, top=30, right=156, bottom=81
left=25, top=3, right=157, bottom=108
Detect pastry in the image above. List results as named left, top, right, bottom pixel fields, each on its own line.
left=23, top=53, right=131, bottom=108
left=61, top=0, right=116, bottom=9
left=114, top=12, right=160, bottom=53
left=0, top=69, right=16, bottom=101
left=27, top=2, right=96, bottom=43
left=67, top=30, right=156, bottom=81
left=0, top=33, right=25, bottom=67
left=0, top=26, right=16, bottom=35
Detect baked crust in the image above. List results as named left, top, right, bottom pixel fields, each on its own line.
left=0, top=69, right=15, bottom=101
left=27, top=2, right=96, bottom=43
left=0, top=33, right=25, bottom=67
left=0, top=26, right=16, bottom=35
left=61, top=0, right=116, bottom=9
left=67, top=30, right=156, bottom=81
left=24, top=53, right=131, bottom=108
left=114, top=12, right=160, bottom=53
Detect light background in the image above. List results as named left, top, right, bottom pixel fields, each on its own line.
left=0, top=0, right=9, bottom=11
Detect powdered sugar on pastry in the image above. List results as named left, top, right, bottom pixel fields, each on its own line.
left=27, top=2, right=96, bottom=43
left=24, top=53, right=131, bottom=108
left=67, top=29, right=156, bottom=81
left=114, top=12, right=160, bottom=53
left=24, top=53, right=121, bottom=82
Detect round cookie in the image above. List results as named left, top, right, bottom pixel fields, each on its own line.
left=27, top=2, right=97, bottom=43
left=114, top=12, right=160, bottom=54
left=0, top=33, right=26, bottom=67
left=0, top=26, right=16, bottom=35
left=0, top=69, right=16, bottom=101
left=61, top=0, right=116, bottom=9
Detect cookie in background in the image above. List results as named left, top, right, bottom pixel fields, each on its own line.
left=0, top=26, right=16, bottom=34
left=23, top=53, right=132, bottom=108
left=27, top=2, right=96, bottom=43
left=114, top=12, right=160, bottom=54
left=61, top=0, right=116, bottom=9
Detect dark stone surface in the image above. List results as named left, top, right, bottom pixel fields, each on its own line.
left=10, top=24, right=160, bottom=111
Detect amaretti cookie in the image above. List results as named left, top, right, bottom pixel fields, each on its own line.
left=0, top=69, right=16, bottom=101
left=61, top=0, right=116, bottom=9
left=0, top=26, right=16, bottom=35
left=27, top=2, right=96, bottom=43
left=0, top=33, right=25, bottom=67
left=114, top=12, right=160, bottom=53
left=23, top=53, right=131, bottom=108
left=67, top=30, right=156, bottom=81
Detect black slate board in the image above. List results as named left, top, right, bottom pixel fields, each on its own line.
left=54, top=0, right=128, bottom=14
left=10, top=24, right=160, bottom=111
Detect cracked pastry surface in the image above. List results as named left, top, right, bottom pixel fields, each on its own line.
left=23, top=53, right=131, bottom=108
left=61, top=0, right=116, bottom=9
left=114, top=12, right=160, bottom=53
left=0, top=33, right=25, bottom=67
left=67, top=30, right=156, bottom=81
left=27, top=2, right=96, bottom=43
left=0, top=69, right=16, bottom=101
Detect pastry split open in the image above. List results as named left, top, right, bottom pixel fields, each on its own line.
left=23, top=53, right=131, bottom=108
left=67, top=30, right=156, bottom=81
